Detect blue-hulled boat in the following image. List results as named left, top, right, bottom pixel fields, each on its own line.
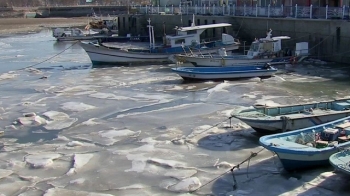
left=260, top=116, right=350, bottom=171
left=329, top=149, right=350, bottom=176
left=231, top=98, right=350, bottom=134
left=171, top=64, right=277, bottom=80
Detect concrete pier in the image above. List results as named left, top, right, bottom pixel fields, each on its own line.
left=117, top=14, right=350, bottom=64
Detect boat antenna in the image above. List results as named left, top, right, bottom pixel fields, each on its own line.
left=180, top=11, right=183, bottom=27
left=163, top=22, right=166, bottom=36
left=147, top=18, right=154, bottom=49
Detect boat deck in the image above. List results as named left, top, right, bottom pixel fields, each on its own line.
left=269, top=138, right=315, bottom=150
left=236, top=108, right=334, bottom=119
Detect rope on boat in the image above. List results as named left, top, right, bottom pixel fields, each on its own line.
left=190, top=148, right=265, bottom=193
left=17, top=41, right=80, bottom=71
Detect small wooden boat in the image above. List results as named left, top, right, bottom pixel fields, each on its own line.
left=260, top=116, right=350, bottom=171
left=171, top=64, right=277, bottom=80
left=231, top=99, right=350, bottom=134
left=329, top=149, right=350, bottom=175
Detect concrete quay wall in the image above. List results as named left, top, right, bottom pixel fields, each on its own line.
left=118, top=14, right=350, bottom=64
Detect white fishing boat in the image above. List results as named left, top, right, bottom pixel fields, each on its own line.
left=80, top=16, right=240, bottom=65
left=175, top=29, right=309, bottom=67
left=231, top=98, right=350, bottom=134
left=52, top=27, right=106, bottom=41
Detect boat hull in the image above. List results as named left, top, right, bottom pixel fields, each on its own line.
left=172, top=66, right=277, bottom=80
left=329, top=151, right=350, bottom=175
left=81, top=42, right=240, bottom=65
left=56, top=36, right=98, bottom=41
left=178, top=55, right=273, bottom=67
left=80, top=42, right=171, bottom=65
left=234, top=111, right=350, bottom=134
left=276, top=150, right=335, bottom=171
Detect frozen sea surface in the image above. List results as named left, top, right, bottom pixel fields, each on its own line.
left=0, top=30, right=349, bottom=195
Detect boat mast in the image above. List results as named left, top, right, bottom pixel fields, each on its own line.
left=191, top=14, right=195, bottom=27
left=147, top=18, right=155, bottom=49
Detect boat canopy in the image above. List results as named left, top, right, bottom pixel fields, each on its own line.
left=176, top=23, right=232, bottom=32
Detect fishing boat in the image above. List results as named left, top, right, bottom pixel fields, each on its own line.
left=52, top=28, right=99, bottom=41
left=231, top=99, right=350, bottom=134
left=171, top=64, right=277, bottom=80
left=260, top=116, right=350, bottom=171
left=52, top=27, right=119, bottom=42
left=175, top=29, right=309, bottom=67
left=80, top=16, right=240, bottom=65
left=329, top=149, right=350, bottom=175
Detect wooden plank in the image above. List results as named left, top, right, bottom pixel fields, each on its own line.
left=336, top=122, right=350, bottom=129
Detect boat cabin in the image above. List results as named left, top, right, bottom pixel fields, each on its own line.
left=53, top=28, right=85, bottom=38
left=246, top=29, right=290, bottom=59
left=164, top=23, right=237, bottom=48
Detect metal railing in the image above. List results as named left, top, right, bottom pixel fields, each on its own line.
left=138, top=4, right=350, bottom=20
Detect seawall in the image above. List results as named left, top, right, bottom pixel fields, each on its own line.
left=117, top=14, right=350, bottom=64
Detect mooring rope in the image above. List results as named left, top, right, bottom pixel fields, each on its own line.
left=16, top=41, right=80, bottom=71
left=190, top=147, right=265, bottom=193
left=197, top=116, right=234, bottom=135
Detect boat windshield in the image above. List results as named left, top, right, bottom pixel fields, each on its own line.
left=249, top=43, right=259, bottom=52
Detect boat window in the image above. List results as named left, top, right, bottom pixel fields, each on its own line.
left=249, top=43, right=259, bottom=52
left=175, top=39, right=186, bottom=44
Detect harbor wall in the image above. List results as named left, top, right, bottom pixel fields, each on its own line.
left=118, top=14, right=350, bottom=64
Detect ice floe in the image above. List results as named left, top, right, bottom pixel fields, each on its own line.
left=44, top=117, right=77, bottom=130
left=42, top=111, right=70, bottom=121
left=81, top=118, right=100, bottom=126
left=25, top=153, right=62, bottom=168
left=69, top=178, right=86, bottom=185
left=44, top=188, right=113, bottom=196
left=61, top=102, right=96, bottom=112
left=89, top=92, right=131, bottom=100
left=66, top=153, right=94, bottom=175
left=16, top=115, right=47, bottom=126
left=164, top=169, right=197, bottom=180
left=0, top=169, right=13, bottom=179
left=0, top=72, right=18, bottom=81
left=147, top=158, right=187, bottom=168
left=167, top=177, right=201, bottom=192
left=98, top=129, right=139, bottom=146
left=115, top=184, right=148, bottom=190
left=207, top=82, right=231, bottom=94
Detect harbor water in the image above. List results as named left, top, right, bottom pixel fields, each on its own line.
left=0, top=30, right=350, bottom=195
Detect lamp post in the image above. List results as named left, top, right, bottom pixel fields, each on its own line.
left=127, top=0, right=130, bottom=14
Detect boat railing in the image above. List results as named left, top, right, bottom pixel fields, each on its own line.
left=258, top=102, right=335, bottom=116
left=260, top=99, right=350, bottom=116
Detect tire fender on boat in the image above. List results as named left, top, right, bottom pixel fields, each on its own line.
left=280, top=116, right=290, bottom=132
left=221, top=58, right=225, bottom=66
